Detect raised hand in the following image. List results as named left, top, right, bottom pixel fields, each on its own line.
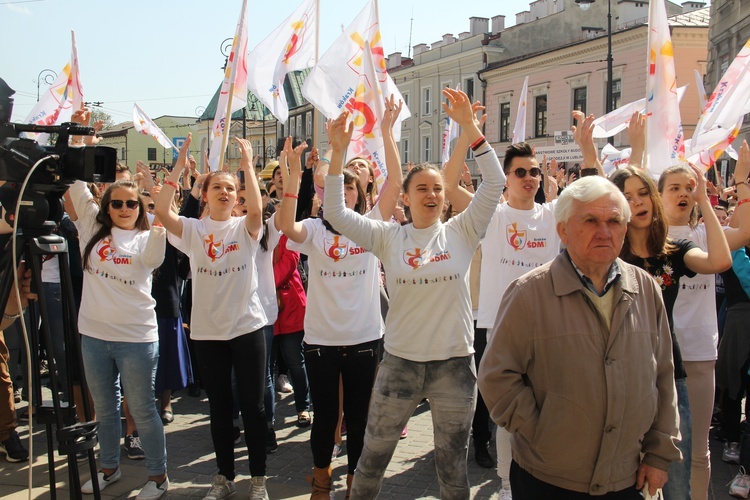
left=381, top=94, right=404, bottom=133
left=688, top=163, right=708, bottom=204
left=234, top=137, right=254, bottom=163
left=734, top=140, right=750, bottom=186
left=136, top=161, right=156, bottom=191
left=627, top=111, right=646, bottom=167
left=174, top=133, right=192, bottom=172
left=442, top=88, right=476, bottom=128
left=329, top=112, right=354, bottom=152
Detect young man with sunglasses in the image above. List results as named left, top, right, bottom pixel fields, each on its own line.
left=476, top=142, right=562, bottom=498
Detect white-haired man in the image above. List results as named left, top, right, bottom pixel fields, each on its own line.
left=478, top=176, right=681, bottom=498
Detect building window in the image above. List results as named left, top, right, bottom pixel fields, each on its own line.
left=422, top=87, right=432, bottom=116
left=441, top=83, right=452, bottom=114
left=402, top=138, right=410, bottom=164
left=500, top=102, right=511, bottom=142
left=147, top=148, right=157, bottom=161
left=535, top=95, right=548, bottom=138
left=463, top=78, right=475, bottom=102
left=573, top=87, right=587, bottom=115
left=305, top=111, right=312, bottom=137
left=402, top=92, right=409, bottom=108
left=610, top=79, right=622, bottom=111
left=422, top=135, right=431, bottom=162
left=121, top=147, right=126, bottom=161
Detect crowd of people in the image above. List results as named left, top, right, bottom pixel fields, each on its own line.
left=1, top=87, right=750, bottom=500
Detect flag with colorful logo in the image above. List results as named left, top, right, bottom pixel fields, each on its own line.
left=209, top=0, right=249, bottom=171
left=24, top=31, right=84, bottom=144
left=247, top=0, right=317, bottom=123
left=441, top=83, right=461, bottom=166
left=302, top=0, right=410, bottom=142
left=686, top=40, right=750, bottom=170
left=644, top=0, right=685, bottom=177
left=512, top=76, right=528, bottom=144
left=132, top=103, right=177, bottom=150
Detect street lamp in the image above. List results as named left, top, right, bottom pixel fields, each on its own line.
left=576, top=0, right=613, bottom=115
left=34, top=69, right=56, bottom=101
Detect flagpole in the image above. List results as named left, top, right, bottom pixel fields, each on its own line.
left=313, top=0, right=320, bottom=151
left=218, top=81, right=236, bottom=170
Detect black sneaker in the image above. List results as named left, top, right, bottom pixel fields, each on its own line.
left=266, top=428, right=278, bottom=454
left=475, top=442, right=496, bottom=469
left=124, top=432, right=145, bottom=460
left=0, top=430, right=29, bottom=462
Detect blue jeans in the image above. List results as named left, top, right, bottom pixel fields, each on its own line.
left=352, top=352, right=476, bottom=499
left=276, top=331, right=310, bottom=413
left=663, top=377, right=691, bottom=499
left=81, top=336, right=166, bottom=476
left=40, top=282, right=68, bottom=400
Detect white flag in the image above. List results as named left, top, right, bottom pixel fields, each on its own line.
left=644, top=0, right=685, bottom=176
left=247, top=0, right=317, bottom=123
left=133, top=103, right=177, bottom=150
left=209, top=0, right=249, bottom=171
left=302, top=0, right=409, bottom=141
left=24, top=31, right=84, bottom=144
left=512, top=76, right=528, bottom=144
left=592, top=85, right=687, bottom=138
left=441, top=83, right=461, bottom=166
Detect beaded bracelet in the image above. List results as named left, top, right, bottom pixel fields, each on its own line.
left=164, top=180, right=179, bottom=190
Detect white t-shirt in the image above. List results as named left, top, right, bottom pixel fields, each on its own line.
left=668, top=223, right=718, bottom=361
left=257, top=213, right=282, bottom=326
left=41, top=254, right=60, bottom=283
left=287, top=206, right=384, bottom=346
left=70, top=181, right=166, bottom=343
left=477, top=201, right=560, bottom=329
left=169, top=215, right=267, bottom=341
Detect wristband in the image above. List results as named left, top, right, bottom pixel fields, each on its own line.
left=164, top=180, right=179, bottom=190
left=580, top=168, right=599, bottom=177
left=737, top=198, right=750, bottom=208
left=319, top=157, right=331, bottom=165
left=470, top=136, right=486, bottom=151
left=3, top=307, right=26, bottom=321
left=284, top=193, right=299, bottom=199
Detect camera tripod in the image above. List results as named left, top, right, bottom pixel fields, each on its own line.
left=0, top=222, right=101, bottom=499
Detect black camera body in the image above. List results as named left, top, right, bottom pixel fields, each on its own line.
left=0, top=77, right=117, bottom=228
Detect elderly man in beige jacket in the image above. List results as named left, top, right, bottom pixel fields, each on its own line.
left=478, top=176, right=681, bottom=499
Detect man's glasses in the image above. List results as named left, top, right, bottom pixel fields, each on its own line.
left=109, top=199, right=139, bottom=210
left=510, top=167, right=542, bottom=178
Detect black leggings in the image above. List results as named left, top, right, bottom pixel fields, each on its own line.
left=196, top=329, right=266, bottom=479
left=305, top=339, right=379, bottom=474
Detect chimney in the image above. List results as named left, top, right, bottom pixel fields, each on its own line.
left=491, top=15, right=505, bottom=34
left=516, top=11, right=530, bottom=25
left=413, top=43, right=429, bottom=56
left=442, top=33, right=456, bottom=44
left=458, top=31, right=471, bottom=40
left=681, top=1, right=705, bottom=13
left=387, top=52, right=402, bottom=70
left=469, top=17, right=489, bottom=36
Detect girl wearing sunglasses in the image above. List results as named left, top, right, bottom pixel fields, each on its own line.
left=67, top=177, right=170, bottom=499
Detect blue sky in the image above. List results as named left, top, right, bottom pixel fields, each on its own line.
left=1, top=0, right=708, bottom=125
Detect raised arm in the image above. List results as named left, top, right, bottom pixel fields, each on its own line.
left=235, top=138, right=263, bottom=239
left=683, top=163, right=732, bottom=274
left=276, top=137, right=309, bottom=243
left=153, top=134, right=189, bottom=238
left=627, top=111, right=646, bottom=170
left=375, top=94, right=404, bottom=220
left=443, top=101, right=487, bottom=213
left=572, top=111, right=604, bottom=176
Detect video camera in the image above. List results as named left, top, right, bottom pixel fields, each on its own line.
left=0, top=77, right=116, bottom=229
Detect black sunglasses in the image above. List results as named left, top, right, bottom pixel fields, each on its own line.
left=147, top=203, right=156, bottom=210
left=109, top=199, right=140, bottom=210
left=510, top=167, right=542, bottom=178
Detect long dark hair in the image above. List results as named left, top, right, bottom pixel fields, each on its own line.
left=609, top=167, right=676, bottom=261
left=82, top=181, right=149, bottom=271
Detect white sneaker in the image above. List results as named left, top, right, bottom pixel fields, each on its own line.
left=136, top=477, right=170, bottom=500
left=249, top=476, right=270, bottom=500
left=203, top=474, right=236, bottom=499
left=81, top=468, right=122, bottom=494
left=276, top=374, right=293, bottom=393
left=730, top=467, right=750, bottom=499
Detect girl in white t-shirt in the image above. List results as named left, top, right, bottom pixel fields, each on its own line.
left=154, top=135, right=270, bottom=500
left=324, top=89, right=506, bottom=499
left=70, top=177, right=169, bottom=498
left=657, top=154, right=750, bottom=500
left=276, top=97, right=404, bottom=499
